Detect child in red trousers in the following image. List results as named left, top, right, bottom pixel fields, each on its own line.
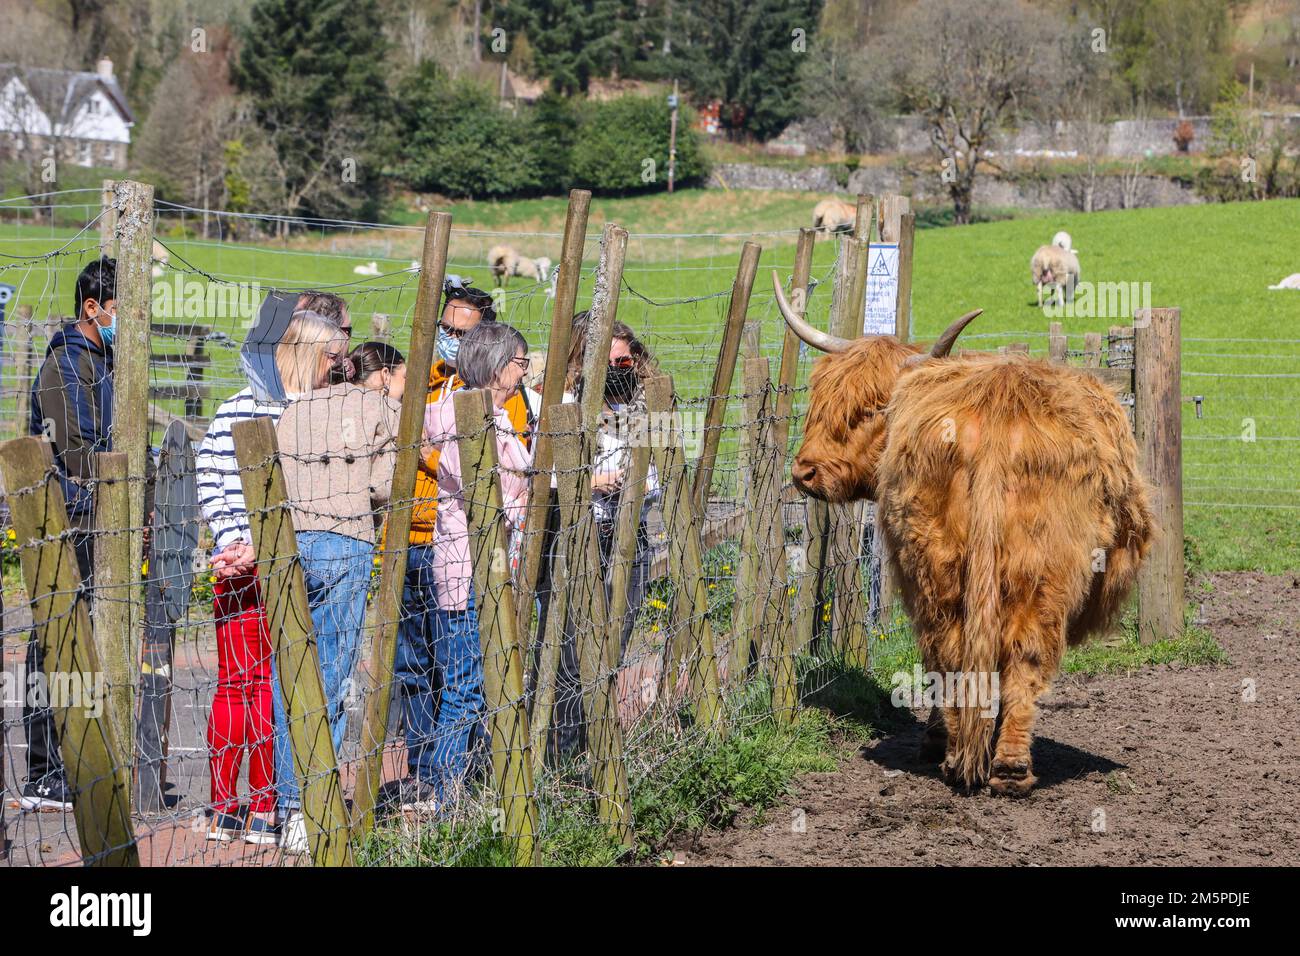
left=205, top=573, right=277, bottom=844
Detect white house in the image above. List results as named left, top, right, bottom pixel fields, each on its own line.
left=0, top=58, right=134, bottom=169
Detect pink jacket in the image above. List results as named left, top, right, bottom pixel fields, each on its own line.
left=425, top=393, right=532, bottom=611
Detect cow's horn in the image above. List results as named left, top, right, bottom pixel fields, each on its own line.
left=771, top=271, right=852, bottom=354
left=929, top=309, right=984, bottom=358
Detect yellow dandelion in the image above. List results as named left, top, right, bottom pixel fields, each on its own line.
left=648, top=598, right=668, bottom=611
left=140, top=560, right=148, bottom=576
left=708, top=583, right=716, bottom=590
left=6, top=528, right=15, bottom=540
left=722, top=564, right=731, bottom=573
left=208, top=574, right=217, bottom=584
left=651, top=623, right=660, bottom=633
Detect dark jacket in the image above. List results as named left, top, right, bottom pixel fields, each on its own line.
left=30, top=324, right=116, bottom=526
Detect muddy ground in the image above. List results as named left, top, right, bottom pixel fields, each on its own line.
left=687, top=572, right=1300, bottom=866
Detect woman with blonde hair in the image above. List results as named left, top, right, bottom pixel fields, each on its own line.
left=272, top=313, right=399, bottom=851
left=196, top=308, right=347, bottom=846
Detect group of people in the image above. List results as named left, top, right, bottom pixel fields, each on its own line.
left=18, top=257, right=660, bottom=855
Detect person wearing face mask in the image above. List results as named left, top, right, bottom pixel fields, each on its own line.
left=383, top=320, right=533, bottom=811
left=384, top=278, right=536, bottom=809
left=532, top=314, right=661, bottom=763
left=21, top=257, right=155, bottom=811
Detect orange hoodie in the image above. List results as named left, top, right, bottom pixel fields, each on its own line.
left=407, top=358, right=534, bottom=545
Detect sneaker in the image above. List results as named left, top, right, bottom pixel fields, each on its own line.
left=280, top=811, right=309, bottom=855
left=19, top=774, right=73, bottom=812
left=207, top=812, right=244, bottom=843
left=243, top=815, right=280, bottom=846
left=378, top=775, right=438, bottom=813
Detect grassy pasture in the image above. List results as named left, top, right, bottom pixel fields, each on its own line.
left=1, top=194, right=1296, bottom=570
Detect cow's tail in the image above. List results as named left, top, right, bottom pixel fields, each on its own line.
left=952, top=453, right=1004, bottom=790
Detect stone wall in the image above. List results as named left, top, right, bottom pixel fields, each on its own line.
left=705, top=160, right=1202, bottom=211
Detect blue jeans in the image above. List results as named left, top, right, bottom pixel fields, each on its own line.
left=394, top=545, right=440, bottom=781
left=424, top=590, right=485, bottom=804
left=272, top=531, right=372, bottom=814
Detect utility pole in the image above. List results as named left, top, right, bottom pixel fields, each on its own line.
left=667, top=79, right=679, bottom=193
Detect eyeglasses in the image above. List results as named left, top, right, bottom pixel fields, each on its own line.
left=508, top=356, right=530, bottom=372
left=340, top=324, right=353, bottom=339
left=609, top=356, right=636, bottom=369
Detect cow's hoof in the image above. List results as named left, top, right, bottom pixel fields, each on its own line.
left=989, top=760, right=1037, bottom=797
left=918, top=734, right=947, bottom=763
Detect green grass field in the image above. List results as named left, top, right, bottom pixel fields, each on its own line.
left=2, top=192, right=1297, bottom=571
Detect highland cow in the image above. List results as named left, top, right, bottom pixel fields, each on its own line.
left=774, top=274, right=1155, bottom=795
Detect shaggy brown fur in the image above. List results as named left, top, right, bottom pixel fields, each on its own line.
left=794, top=342, right=1155, bottom=795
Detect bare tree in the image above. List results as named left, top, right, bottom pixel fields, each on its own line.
left=876, top=0, right=1055, bottom=224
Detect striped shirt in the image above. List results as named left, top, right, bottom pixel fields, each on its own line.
left=196, top=387, right=290, bottom=551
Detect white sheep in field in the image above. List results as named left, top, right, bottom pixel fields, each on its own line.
left=811, top=198, right=856, bottom=233
left=151, top=239, right=169, bottom=279
left=1030, top=244, right=1080, bottom=308
left=1268, top=273, right=1300, bottom=290
left=353, top=261, right=380, bottom=277
left=1052, top=230, right=1078, bottom=254
left=488, top=244, right=552, bottom=286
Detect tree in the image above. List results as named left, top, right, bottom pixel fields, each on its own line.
left=494, top=0, right=632, bottom=95
left=1133, top=0, right=1232, bottom=117
left=133, top=26, right=244, bottom=235
left=392, top=63, right=541, bottom=197
left=666, top=0, right=824, bottom=140
left=877, top=0, right=1055, bottom=224
left=233, top=0, right=393, bottom=227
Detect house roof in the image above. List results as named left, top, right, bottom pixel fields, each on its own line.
left=0, top=63, right=135, bottom=126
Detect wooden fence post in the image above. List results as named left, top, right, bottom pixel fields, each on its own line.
left=1048, top=321, right=1067, bottom=364
left=553, top=402, right=634, bottom=846
left=692, top=240, right=760, bottom=515
left=873, top=196, right=912, bottom=626
left=1135, top=308, right=1184, bottom=645
left=516, top=189, right=591, bottom=639
left=828, top=235, right=871, bottom=666
left=93, top=451, right=133, bottom=763
left=99, top=179, right=117, bottom=257
left=645, top=375, right=724, bottom=732
left=352, top=210, right=451, bottom=835
left=111, top=181, right=154, bottom=647
left=234, top=417, right=353, bottom=867
left=1084, top=332, right=1103, bottom=367
left=453, top=389, right=543, bottom=865
left=0, top=437, right=137, bottom=865
left=773, top=228, right=815, bottom=460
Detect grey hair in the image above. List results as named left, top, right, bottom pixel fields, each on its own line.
left=458, top=321, right=528, bottom=389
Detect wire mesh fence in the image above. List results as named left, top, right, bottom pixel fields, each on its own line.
left=0, top=186, right=1292, bottom=866
left=0, top=187, right=895, bottom=867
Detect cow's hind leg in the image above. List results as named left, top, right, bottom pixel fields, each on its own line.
left=988, top=655, right=1050, bottom=797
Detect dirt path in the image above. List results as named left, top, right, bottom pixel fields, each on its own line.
left=687, top=572, right=1300, bottom=866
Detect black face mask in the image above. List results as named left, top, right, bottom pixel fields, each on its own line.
left=604, top=364, right=639, bottom=405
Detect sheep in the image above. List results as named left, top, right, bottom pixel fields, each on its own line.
left=151, top=239, right=169, bottom=279
left=1030, top=244, right=1080, bottom=308
left=487, top=244, right=552, bottom=286
left=1051, top=230, right=1078, bottom=254
left=1268, top=273, right=1300, bottom=290
left=353, top=261, right=380, bottom=277
left=811, top=198, right=856, bottom=234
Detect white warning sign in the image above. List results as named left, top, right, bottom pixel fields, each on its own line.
left=863, top=242, right=900, bottom=335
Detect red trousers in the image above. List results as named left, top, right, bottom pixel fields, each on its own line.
left=206, top=574, right=275, bottom=815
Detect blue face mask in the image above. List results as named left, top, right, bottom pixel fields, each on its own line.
left=437, top=328, right=460, bottom=367
left=98, top=308, right=117, bottom=349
